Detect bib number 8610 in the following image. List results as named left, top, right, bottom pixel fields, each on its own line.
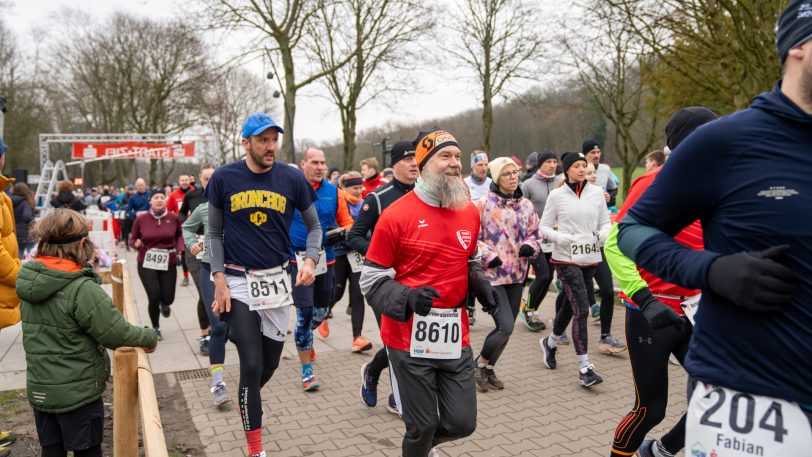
left=414, top=320, right=460, bottom=344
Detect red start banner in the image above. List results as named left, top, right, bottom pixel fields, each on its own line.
left=71, top=142, right=195, bottom=160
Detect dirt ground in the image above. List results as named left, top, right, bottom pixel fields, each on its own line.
left=0, top=373, right=203, bottom=456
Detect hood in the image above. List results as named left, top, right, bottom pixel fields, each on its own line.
left=54, top=191, right=77, bottom=203
left=751, top=82, right=812, bottom=124
left=11, top=195, right=25, bottom=207
left=489, top=181, right=523, bottom=200
left=16, top=260, right=99, bottom=304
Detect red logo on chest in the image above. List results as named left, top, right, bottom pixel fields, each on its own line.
left=456, top=230, right=471, bottom=250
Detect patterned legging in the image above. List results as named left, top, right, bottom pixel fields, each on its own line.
left=551, top=263, right=596, bottom=356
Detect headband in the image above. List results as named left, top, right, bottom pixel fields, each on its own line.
left=343, top=177, right=363, bottom=188
left=471, top=153, right=488, bottom=168
left=44, top=234, right=86, bottom=245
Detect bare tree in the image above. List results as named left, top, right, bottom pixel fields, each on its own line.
left=605, top=0, right=783, bottom=113
left=49, top=12, right=213, bottom=186
left=308, top=0, right=427, bottom=169
left=448, top=0, right=547, bottom=153
left=209, top=0, right=357, bottom=163
left=199, top=68, right=276, bottom=164
left=566, top=2, right=666, bottom=198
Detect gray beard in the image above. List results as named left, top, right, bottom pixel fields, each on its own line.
left=423, top=169, right=470, bottom=210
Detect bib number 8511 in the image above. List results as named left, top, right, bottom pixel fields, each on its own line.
left=249, top=277, right=289, bottom=299
left=414, top=320, right=460, bottom=345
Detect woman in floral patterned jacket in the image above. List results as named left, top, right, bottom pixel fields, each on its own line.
left=473, top=157, right=544, bottom=392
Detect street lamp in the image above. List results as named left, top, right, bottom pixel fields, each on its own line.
left=264, top=52, right=295, bottom=158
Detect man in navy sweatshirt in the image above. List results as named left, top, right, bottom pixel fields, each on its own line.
left=618, top=1, right=812, bottom=454
left=126, top=178, right=151, bottom=220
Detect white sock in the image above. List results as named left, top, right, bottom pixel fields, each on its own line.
left=548, top=333, right=560, bottom=348
left=476, top=357, right=486, bottom=368
left=485, top=364, right=493, bottom=370
left=578, top=354, right=590, bottom=370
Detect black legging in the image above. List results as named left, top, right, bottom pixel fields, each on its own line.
left=587, top=251, right=615, bottom=336
left=221, top=299, right=285, bottom=432
left=42, top=445, right=101, bottom=457
left=180, top=251, right=189, bottom=275
left=611, top=307, right=691, bottom=456
left=185, top=255, right=210, bottom=331
left=367, top=306, right=389, bottom=380
left=479, top=283, right=523, bottom=365
left=551, top=264, right=595, bottom=356
left=137, top=264, right=177, bottom=327
left=330, top=255, right=366, bottom=338
left=526, top=253, right=553, bottom=311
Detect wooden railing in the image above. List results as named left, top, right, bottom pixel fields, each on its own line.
left=109, top=260, right=169, bottom=457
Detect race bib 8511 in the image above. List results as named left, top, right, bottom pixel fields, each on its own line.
left=246, top=267, right=293, bottom=311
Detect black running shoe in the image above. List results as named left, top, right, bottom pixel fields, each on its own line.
left=161, top=303, right=171, bottom=318
left=540, top=337, right=557, bottom=369
left=579, top=364, right=603, bottom=387
left=474, top=365, right=490, bottom=392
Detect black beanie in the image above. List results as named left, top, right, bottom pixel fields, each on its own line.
left=537, top=150, right=557, bottom=165
left=582, top=139, right=600, bottom=154
left=776, top=0, right=812, bottom=63
left=665, top=106, right=718, bottom=151
left=390, top=140, right=415, bottom=165
left=562, top=152, right=587, bottom=174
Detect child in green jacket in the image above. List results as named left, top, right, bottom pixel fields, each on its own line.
left=18, top=208, right=157, bottom=457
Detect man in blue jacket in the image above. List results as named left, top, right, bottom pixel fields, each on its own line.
left=618, top=1, right=812, bottom=454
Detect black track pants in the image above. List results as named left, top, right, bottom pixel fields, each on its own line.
left=137, top=263, right=177, bottom=328
left=479, top=283, right=523, bottom=365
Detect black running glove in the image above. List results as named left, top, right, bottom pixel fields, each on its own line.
left=407, top=286, right=441, bottom=317
left=469, top=263, right=499, bottom=315
left=707, top=245, right=797, bottom=312
left=518, top=244, right=535, bottom=258
left=632, top=288, right=684, bottom=332
left=323, top=227, right=346, bottom=246
left=487, top=257, right=503, bottom=268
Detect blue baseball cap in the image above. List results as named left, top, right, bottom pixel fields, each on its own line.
left=0, top=137, right=7, bottom=156
left=241, top=113, right=284, bottom=139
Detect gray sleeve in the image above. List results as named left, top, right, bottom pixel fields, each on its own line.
left=206, top=202, right=226, bottom=274
left=301, top=204, right=322, bottom=264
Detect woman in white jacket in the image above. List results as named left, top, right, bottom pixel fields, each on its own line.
left=538, top=152, right=611, bottom=387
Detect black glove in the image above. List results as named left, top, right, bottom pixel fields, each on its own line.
left=707, top=245, right=797, bottom=312
left=323, top=227, right=346, bottom=246
left=407, top=286, right=441, bottom=316
left=487, top=257, right=503, bottom=268
left=469, top=268, right=500, bottom=315
left=518, top=244, right=535, bottom=258
left=632, top=288, right=684, bottom=332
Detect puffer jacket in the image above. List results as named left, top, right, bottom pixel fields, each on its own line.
left=0, top=174, right=21, bottom=329
left=476, top=183, right=542, bottom=285
left=50, top=191, right=86, bottom=212
left=18, top=258, right=157, bottom=413
left=539, top=181, right=611, bottom=266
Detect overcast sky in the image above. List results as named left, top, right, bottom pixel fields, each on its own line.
left=6, top=0, right=559, bottom=147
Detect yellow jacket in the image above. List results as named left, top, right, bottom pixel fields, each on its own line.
left=0, top=174, right=21, bottom=329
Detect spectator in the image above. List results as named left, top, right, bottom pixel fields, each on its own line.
left=11, top=183, right=36, bottom=258
left=360, top=157, right=388, bottom=198
left=84, top=188, right=100, bottom=208
left=0, top=136, right=21, bottom=331
left=50, top=181, right=87, bottom=212
left=644, top=150, right=666, bottom=171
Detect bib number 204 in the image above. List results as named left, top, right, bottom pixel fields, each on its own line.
left=414, top=320, right=460, bottom=345
left=699, top=389, right=787, bottom=442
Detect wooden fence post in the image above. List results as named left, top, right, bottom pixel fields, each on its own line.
left=111, top=261, right=124, bottom=314
left=113, top=347, right=138, bottom=457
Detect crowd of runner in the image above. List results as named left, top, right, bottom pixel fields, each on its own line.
left=0, top=2, right=810, bottom=456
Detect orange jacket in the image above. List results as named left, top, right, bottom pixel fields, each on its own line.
left=0, top=174, right=21, bottom=328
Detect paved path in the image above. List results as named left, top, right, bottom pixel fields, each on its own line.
left=0, top=248, right=689, bottom=456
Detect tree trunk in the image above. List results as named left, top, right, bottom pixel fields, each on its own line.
left=482, top=91, right=493, bottom=153
left=621, top=161, right=635, bottom=203
left=280, top=46, right=297, bottom=164
left=149, top=161, right=157, bottom=187
left=342, top=108, right=357, bottom=170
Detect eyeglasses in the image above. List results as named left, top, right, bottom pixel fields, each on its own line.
left=500, top=170, right=521, bottom=178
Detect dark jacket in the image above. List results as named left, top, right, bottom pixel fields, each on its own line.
left=11, top=195, right=34, bottom=247
left=346, top=178, right=414, bottom=255
left=179, top=188, right=206, bottom=223
left=18, top=259, right=157, bottom=413
left=50, top=191, right=86, bottom=212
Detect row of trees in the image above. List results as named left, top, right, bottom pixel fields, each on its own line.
left=1, top=0, right=787, bottom=195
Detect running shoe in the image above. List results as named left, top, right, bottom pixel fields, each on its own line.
left=351, top=336, right=373, bottom=353
left=486, top=368, right=504, bottom=390
left=345, top=305, right=352, bottom=315
left=386, top=393, right=401, bottom=416
left=598, top=335, right=628, bottom=354
left=428, top=448, right=440, bottom=457
left=302, top=370, right=320, bottom=391
left=0, top=444, right=9, bottom=457
left=198, top=336, right=210, bottom=356
left=181, top=276, right=189, bottom=287
left=540, top=337, right=557, bottom=369
left=248, top=452, right=267, bottom=457
left=579, top=364, right=603, bottom=387
left=317, top=320, right=330, bottom=339
left=153, top=327, right=163, bottom=341
left=636, top=438, right=673, bottom=457
left=160, top=303, right=171, bottom=318
left=0, top=431, right=15, bottom=447
left=359, top=363, right=378, bottom=407
left=211, top=382, right=231, bottom=409
left=524, top=311, right=546, bottom=332
left=590, top=303, right=600, bottom=319
left=474, top=365, right=490, bottom=392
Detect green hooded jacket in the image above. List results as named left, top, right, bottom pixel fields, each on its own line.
left=18, top=260, right=157, bottom=413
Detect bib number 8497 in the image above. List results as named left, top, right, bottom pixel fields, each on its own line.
left=414, top=320, right=460, bottom=345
